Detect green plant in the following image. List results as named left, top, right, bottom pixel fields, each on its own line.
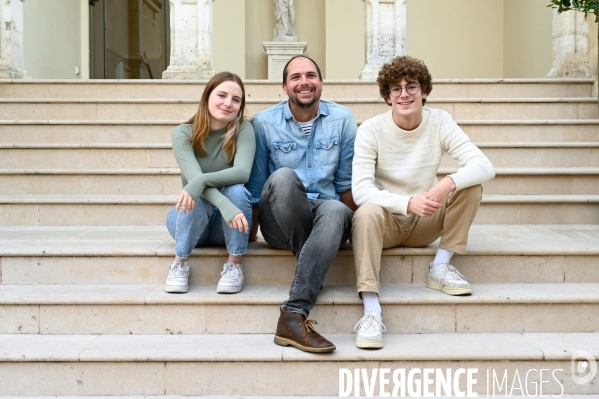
left=548, top=0, right=599, bottom=22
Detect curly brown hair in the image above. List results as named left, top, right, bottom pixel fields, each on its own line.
left=377, top=56, right=433, bottom=106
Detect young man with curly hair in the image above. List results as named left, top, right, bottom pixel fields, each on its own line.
left=351, top=56, right=495, bottom=349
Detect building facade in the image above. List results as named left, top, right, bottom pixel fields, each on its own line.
left=1, top=0, right=597, bottom=86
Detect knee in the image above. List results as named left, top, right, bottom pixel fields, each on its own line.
left=222, top=184, right=251, bottom=205
left=353, top=203, right=385, bottom=229
left=262, top=168, right=303, bottom=202
left=457, top=184, right=483, bottom=202
left=172, top=197, right=212, bottom=219
left=319, top=200, right=353, bottom=226
left=267, top=168, right=300, bottom=188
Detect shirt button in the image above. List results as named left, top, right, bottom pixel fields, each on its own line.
left=310, top=184, right=314, bottom=187
left=308, top=145, right=311, bottom=149
left=308, top=164, right=312, bottom=168
left=298, top=128, right=302, bottom=131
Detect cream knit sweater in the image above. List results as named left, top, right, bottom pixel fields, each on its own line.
left=352, top=108, right=495, bottom=216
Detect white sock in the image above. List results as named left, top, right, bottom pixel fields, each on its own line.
left=361, top=291, right=381, bottom=315
left=431, top=248, right=454, bottom=270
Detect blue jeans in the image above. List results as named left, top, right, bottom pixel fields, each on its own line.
left=258, top=168, right=353, bottom=316
left=166, top=184, right=252, bottom=258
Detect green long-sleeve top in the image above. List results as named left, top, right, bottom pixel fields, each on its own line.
left=171, top=120, right=256, bottom=223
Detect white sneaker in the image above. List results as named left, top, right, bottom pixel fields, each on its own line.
left=354, top=310, right=386, bottom=349
left=217, top=261, right=245, bottom=294
left=165, top=261, right=190, bottom=293
left=426, top=263, right=472, bottom=295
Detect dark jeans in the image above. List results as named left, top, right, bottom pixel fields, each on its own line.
left=258, top=168, right=353, bottom=316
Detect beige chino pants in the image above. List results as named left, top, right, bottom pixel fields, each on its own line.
left=352, top=185, right=482, bottom=294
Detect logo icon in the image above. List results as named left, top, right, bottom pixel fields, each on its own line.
left=571, top=350, right=597, bottom=385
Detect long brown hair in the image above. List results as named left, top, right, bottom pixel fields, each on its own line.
left=185, top=72, right=246, bottom=163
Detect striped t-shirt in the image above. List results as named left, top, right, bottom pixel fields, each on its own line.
left=297, top=117, right=316, bottom=138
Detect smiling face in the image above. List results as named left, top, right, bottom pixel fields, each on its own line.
left=207, top=80, right=243, bottom=130
left=282, top=57, right=323, bottom=113
left=388, top=77, right=427, bottom=130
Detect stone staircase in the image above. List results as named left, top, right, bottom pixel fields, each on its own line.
left=0, top=79, right=598, bottom=397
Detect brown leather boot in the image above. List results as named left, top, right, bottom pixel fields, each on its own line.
left=274, top=309, right=336, bottom=353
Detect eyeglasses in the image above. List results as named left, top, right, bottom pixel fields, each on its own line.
left=388, top=84, right=420, bottom=97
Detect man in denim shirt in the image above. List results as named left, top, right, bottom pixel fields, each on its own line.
left=248, top=55, right=357, bottom=353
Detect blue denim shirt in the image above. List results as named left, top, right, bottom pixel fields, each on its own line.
left=247, top=99, right=357, bottom=205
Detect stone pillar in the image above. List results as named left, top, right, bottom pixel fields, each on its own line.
left=360, top=0, right=406, bottom=80
left=0, top=0, right=29, bottom=79
left=547, top=9, right=591, bottom=78
left=162, top=0, right=214, bottom=80
left=262, top=41, right=306, bottom=81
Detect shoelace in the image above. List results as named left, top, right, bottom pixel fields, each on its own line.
left=221, top=262, right=241, bottom=278
left=303, top=318, right=318, bottom=334
left=353, top=312, right=386, bottom=333
left=169, top=262, right=189, bottom=277
left=442, top=264, right=467, bottom=284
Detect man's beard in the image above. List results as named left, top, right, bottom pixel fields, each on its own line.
left=292, top=96, right=317, bottom=109
left=291, top=87, right=320, bottom=109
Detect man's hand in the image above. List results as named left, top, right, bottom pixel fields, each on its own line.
left=407, top=192, right=442, bottom=217
left=176, top=190, right=196, bottom=214
left=426, top=176, right=456, bottom=205
left=249, top=205, right=260, bottom=242
left=229, top=212, right=250, bottom=234
left=339, top=189, right=358, bottom=212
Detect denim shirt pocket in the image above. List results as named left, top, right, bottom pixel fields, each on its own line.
left=272, top=140, right=300, bottom=168
left=314, top=136, right=339, bottom=166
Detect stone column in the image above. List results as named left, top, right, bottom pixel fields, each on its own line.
left=162, top=0, right=214, bottom=80
left=547, top=9, right=591, bottom=78
left=360, top=0, right=406, bottom=80
left=0, top=0, right=29, bottom=79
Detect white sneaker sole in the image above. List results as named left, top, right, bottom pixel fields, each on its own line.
left=426, top=279, right=472, bottom=295
left=165, top=284, right=189, bottom=293
left=356, top=339, right=383, bottom=349
left=216, top=284, right=244, bottom=294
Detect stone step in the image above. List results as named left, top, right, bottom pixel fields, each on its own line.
left=0, top=397, right=593, bottom=399
left=1, top=168, right=598, bottom=196
left=0, top=225, right=597, bottom=285
left=479, top=168, right=599, bottom=195
left=0, top=397, right=592, bottom=399
left=0, top=98, right=596, bottom=121
left=1, top=283, right=599, bottom=335
left=457, top=120, right=599, bottom=143
left=0, top=332, right=596, bottom=395
left=2, top=142, right=598, bottom=169
left=0, top=78, right=594, bottom=99
left=1, top=194, right=598, bottom=225
left=1, top=120, right=599, bottom=144
left=0, top=121, right=175, bottom=144
left=443, top=143, right=599, bottom=168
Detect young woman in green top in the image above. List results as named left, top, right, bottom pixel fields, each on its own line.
left=165, top=72, right=256, bottom=294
